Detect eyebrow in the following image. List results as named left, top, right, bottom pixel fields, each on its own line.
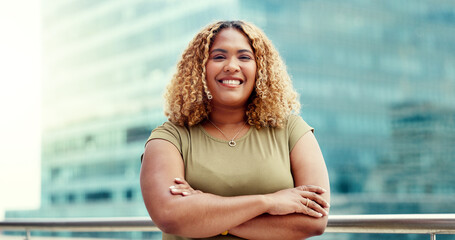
left=210, top=48, right=254, bottom=55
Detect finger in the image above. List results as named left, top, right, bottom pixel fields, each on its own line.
left=171, top=178, right=202, bottom=196
left=169, top=185, right=188, bottom=194
left=299, top=199, right=325, bottom=218
left=169, top=186, right=183, bottom=195
left=305, top=198, right=329, bottom=216
left=169, top=185, right=192, bottom=194
left=305, top=206, right=324, bottom=218
left=169, top=187, right=191, bottom=196
left=174, top=177, right=188, bottom=184
left=172, top=183, right=193, bottom=190
left=169, top=186, right=202, bottom=196
left=297, top=185, right=327, bottom=194
left=300, top=191, right=330, bottom=209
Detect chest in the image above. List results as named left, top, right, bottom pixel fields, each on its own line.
left=184, top=128, right=295, bottom=196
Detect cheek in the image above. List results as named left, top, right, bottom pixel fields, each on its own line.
left=205, top=64, right=212, bottom=79
left=249, top=66, right=257, bottom=81
left=206, top=77, right=215, bottom=92
left=205, top=65, right=215, bottom=89
left=249, top=62, right=257, bottom=76
left=206, top=63, right=220, bottom=81
left=249, top=66, right=257, bottom=91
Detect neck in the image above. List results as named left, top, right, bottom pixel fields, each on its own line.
left=208, top=105, right=247, bottom=125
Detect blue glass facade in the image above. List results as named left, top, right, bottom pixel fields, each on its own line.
left=6, top=1, right=455, bottom=239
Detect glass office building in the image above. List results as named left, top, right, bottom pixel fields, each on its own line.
left=7, top=0, right=455, bottom=239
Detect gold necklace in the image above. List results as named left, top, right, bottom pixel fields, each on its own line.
left=207, top=119, right=247, bottom=147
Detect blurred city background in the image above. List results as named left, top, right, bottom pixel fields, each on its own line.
left=1, top=0, right=455, bottom=239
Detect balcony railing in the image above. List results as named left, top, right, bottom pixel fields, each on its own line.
left=1, top=214, right=455, bottom=240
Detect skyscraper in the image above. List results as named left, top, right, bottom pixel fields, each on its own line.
left=7, top=1, right=455, bottom=239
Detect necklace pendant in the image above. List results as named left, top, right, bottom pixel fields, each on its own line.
left=207, top=118, right=246, bottom=148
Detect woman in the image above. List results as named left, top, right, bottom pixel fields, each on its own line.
left=140, top=20, right=330, bottom=240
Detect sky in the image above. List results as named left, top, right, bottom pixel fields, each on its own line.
left=0, top=1, right=42, bottom=220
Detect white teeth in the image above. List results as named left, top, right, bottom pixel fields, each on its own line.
left=221, top=80, right=241, bottom=85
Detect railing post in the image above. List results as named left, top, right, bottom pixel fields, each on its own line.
left=24, top=229, right=31, bottom=240
left=430, top=233, right=436, bottom=240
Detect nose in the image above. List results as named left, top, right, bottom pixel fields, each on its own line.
left=223, top=57, right=240, bottom=72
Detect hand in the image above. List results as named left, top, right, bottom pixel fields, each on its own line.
left=265, top=185, right=329, bottom=218
left=169, top=178, right=203, bottom=196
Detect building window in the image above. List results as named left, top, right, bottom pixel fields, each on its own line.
left=50, top=194, right=58, bottom=204
left=126, top=126, right=152, bottom=143
left=67, top=193, right=76, bottom=203
left=50, top=167, right=61, bottom=181
left=85, top=191, right=112, bottom=203
left=125, top=189, right=133, bottom=201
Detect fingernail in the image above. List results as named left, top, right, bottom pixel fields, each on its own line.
left=182, top=192, right=189, bottom=196
left=169, top=185, right=176, bottom=189
left=175, top=178, right=182, bottom=181
left=318, top=213, right=323, bottom=217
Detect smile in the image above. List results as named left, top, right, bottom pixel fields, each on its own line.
left=218, top=79, right=244, bottom=86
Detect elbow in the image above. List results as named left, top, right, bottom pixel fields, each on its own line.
left=155, top=219, right=180, bottom=235
left=150, top=208, right=183, bottom=235
left=306, top=217, right=328, bottom=237
left=295, top=216, right=328, bottom=239
left=310, top=224, right=326, bottom=237
left=151, top=205, right=200, bottom=236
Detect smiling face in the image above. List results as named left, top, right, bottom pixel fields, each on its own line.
left=206, top=28, right=257, bottom=108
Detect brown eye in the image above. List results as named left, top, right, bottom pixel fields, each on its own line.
left=239, top=55, right=252, bottom=60
left=212, top=55, right=225, bottom=60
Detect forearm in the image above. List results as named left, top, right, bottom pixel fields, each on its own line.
left=162, top=179, right=330, bottom=239
left=151, top=192, right=268, bottom=238
left=229, top=213, right=328, bottom=240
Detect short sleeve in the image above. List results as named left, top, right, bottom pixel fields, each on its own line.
left=287, top=115, right=314, bottom=152
left=146, top=121, right=188, bottom=154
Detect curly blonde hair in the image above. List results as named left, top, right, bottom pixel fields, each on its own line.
left=164, top=20, right=300, bottom=128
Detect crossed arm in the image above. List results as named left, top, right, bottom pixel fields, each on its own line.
left=140, top=131, right=330, bottom=239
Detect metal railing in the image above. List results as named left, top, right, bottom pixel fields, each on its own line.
left=326, top=214, right=455, bottom=240
left=1, top=214, right=455, bottom=240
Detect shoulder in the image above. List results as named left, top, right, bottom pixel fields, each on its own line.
left=286, top=114, right=313, bottom=133
left=286, top=114, right=314, bottom=151
left=146, top=121, right=192, bottom=154
left=154, top=121, right=189, bottom=134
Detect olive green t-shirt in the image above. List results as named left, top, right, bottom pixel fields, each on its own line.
left=147, top=114, right=313, bottom=240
